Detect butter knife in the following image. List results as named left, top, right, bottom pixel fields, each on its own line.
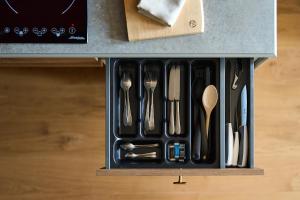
left=168, top=66, right=176, bottom=135
left=175, top=66, right=181, bottom=135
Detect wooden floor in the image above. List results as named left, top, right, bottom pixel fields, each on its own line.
left=1, top=1, right=300, bottom=199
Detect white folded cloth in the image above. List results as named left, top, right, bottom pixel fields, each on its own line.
left=137, top=0, right=186, bottom=27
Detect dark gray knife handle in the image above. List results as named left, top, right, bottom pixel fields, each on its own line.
left=192, top=120, right=201, bottom=161
left=238, top=125, right=248, bottom=167
left=201, top=131, right=208, bottom=161
left=200, top=106, right=208, bottom=161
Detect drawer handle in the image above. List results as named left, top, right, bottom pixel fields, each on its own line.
left=173, top=169, right=186, bottom=184
left=173, top=175, right=186, bottom=184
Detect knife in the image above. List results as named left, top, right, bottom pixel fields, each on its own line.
left=225, top=60, right=234, bottom=166
left=238, top=85, right=248, bottom=167
left=168, top=66, right=176, bottom=135
left=175, top=66, right=181, bottom=135
left=192, top=70, right=205, bottom=161
left=232, top=110, right=239, bottom=167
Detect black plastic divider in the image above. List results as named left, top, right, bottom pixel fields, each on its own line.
left=225, top=58, right=252, bottom=168
left=109, top=58, right=221, bottom=168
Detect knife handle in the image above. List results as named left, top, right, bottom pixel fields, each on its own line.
left=238, top=125, right=248, bottom=168
left=192, top=111, right=201, bottom=161
left=169, top=101, right=175, bottom=135
left=175, top=101, right=181, bottom=135
left=199, top=106, right=208, bottom=161
left=225, top=123, right=234, bottom=166
left=232, top=131, right=239, bottom=167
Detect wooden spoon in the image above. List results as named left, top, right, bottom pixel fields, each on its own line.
left=202, top=85, right=219, bottom=141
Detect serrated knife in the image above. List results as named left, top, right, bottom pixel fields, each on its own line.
left=168, top=66, right=176, bottom=135
left=174, top=66, right=181, bottom=135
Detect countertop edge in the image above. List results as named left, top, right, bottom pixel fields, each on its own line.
left=0, top=53, right=277, bottom=58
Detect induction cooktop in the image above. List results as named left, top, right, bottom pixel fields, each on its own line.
left=0, top=0, right=87, bottom=43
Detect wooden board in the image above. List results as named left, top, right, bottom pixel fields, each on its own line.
left=124, top=0, right=204, bottom=41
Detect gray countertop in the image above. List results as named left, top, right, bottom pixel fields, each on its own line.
left=0, top=0, right=276, bottom=58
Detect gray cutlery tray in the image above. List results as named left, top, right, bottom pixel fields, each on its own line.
left=105, top=58, right=255, bottom=169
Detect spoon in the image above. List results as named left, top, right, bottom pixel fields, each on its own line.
left=202, top=85, right=218, bottom=159
left=202, top=85, right=219, bottom=138
left=125, top=152, right=157, bottom=159
left=120, top=73, right=132, bottom=126
left=120, top=143, right=159, bottom=151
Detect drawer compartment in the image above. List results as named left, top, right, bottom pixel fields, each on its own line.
left=225, top=58, right=255, bottom=168
left=101, top=58, right=262, bottom=176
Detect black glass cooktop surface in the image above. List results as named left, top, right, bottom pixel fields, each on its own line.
left=0, top=0, right=87, bottom=43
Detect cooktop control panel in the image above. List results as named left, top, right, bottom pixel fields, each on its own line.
left=0, top=0, right=87, bottom=43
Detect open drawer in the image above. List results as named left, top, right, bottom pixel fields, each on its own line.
left=97, top=58, right=264, bottom=176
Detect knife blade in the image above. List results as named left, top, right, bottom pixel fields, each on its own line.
left=168, top=66, right=176, bottom=135
left=175, top=66, right=181, bottom=135
left=238, top=85, right=248, bottom=167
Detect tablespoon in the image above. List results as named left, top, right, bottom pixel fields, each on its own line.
left=120, top=73, right=132, bottom=126
left=125, top=152, right=157, bottom=159
left=120, top=143, right=159, bottom=151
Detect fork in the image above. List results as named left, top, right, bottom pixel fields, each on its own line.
left=149, top=72, right=157, bottom=130
left=144, top=72, right=151, bottom=131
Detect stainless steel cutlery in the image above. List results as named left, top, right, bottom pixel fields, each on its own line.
left=144, top=73, right=151, bottom=131
left=168, top=66, right=176, bottom=135
left=120, top=143, right=159, bottom=151
left=125, top=152, right=157, bottom=159
left=144, top=71, right=157, bottom=131
left=168, top=66, right=181, bottom=135
left=174, top=67, right=181, bottom=135
left=121, top=142, right=160, bottom=160
left=120, top=73, right=132, bottom=127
